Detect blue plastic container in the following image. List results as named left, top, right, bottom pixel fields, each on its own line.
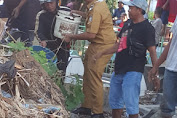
left=32, top=45, right=57, bottom=63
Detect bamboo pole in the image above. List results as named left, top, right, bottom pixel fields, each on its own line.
left=5, top=31, right=17, bottom=43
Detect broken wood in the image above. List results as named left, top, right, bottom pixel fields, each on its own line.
left=15, top=77, right=20, bottom=100
left=5, top=31, right=17, bottom=43
left=15, top=63, right=23, bottom=70
left=16, top=72, right=30, bottom=87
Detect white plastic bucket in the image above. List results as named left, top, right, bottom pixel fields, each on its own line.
left=59, top=6, right=71, bottom=11
left=57, top=10, right=70, bottom=16
left=54, top=10, right=82, bottom=39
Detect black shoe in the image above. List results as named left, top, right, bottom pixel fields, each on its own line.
left=91, top=113, right=104, bottom=118
left=72, top=107, right=91, bottom=115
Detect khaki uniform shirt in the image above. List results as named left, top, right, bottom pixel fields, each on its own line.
left=86, top=0, right=116, bottom=45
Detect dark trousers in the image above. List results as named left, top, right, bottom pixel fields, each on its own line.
left=46, top=39, right=70, bottom=72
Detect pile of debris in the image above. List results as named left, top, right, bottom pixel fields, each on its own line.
left=139, top=90, right=163, bottom=105
left=0, top=95, right=46, bottom=118
left=139, top=90, right=164, bottom=118
left=0, top=49, right=68, bottom=118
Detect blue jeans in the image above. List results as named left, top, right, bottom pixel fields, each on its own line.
left=161, top=10, right=169, bottom=25
left=109, top=71, right=142, bottom=115
left=161, top=69, right=177, bottom=117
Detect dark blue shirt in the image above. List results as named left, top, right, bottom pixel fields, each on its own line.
left=112, top=8, right=125, bottom=19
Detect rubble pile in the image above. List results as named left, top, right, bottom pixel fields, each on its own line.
left=139, top=90, right=163, bottom=105
left=0, top=95, right=46, bottom=118
left=0, top=49, right=68, bottom=118
left=11, top=50, right=64, bottom=104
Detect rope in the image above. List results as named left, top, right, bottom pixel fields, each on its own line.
left=52, top=39, right=64, bottom=61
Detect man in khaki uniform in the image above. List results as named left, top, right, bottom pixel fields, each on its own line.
left=63, top=0, right=116, bottom=117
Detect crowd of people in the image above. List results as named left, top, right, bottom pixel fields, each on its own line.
left=0, top=0, right=177, bottom=118
left=112, top=0, right=125, bottom=25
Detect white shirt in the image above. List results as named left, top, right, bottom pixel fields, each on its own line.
left=152, top=18, right=162, bottom=45
left=165, top=16, right=177, bottom=72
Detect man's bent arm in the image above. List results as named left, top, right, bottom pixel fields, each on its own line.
left=17, top=0, right=27, bottom=10
left=100, top=42, right=119, bottom=56
left=148, top=46, right=157, bottom=66
left=70, top=32, right=96, bottom=40
left=71, top=10, right=86, bottom=18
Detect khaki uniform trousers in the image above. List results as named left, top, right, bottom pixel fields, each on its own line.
left=82, top=43, right=113, bottom=114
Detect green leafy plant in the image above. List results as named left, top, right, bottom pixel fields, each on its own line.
left=8, top=42, right=26, bottom=51
left=8, top=42, right=57, bottom=76
left=42, top=62, right=58, bottom=76
left=148, top=11, right=154, bottom=20
left=55, top=75, right=84, bottom=111
left=106, top=0, right=117, bottom=14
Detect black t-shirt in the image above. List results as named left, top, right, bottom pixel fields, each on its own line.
left=4, top=0, right=28, bottom=30
left=26, top=0, right=41, bottom=30
left=4, top=0, right=21, bottom=15
left=114, top=19, right=155, bottom=74
left=4, top=0, right=41, bottom=30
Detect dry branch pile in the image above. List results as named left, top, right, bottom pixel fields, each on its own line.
left=0, top=95, right=47, bottom=118
left=0, top=49, right=68, bottom=118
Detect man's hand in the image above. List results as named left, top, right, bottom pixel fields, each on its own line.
left=71, top=10, right=78, bottom=15
left=40, top=41, right=47, bottom=47
left=153, top=77, right=160, bottom=92
left=70, top=10, right=86, bottom=18
left=63, top=34, right=72, bottom=42
left=148, top=67, right=160, bottom=92
left=92, top=52, right=103, bottom=63
left=12, top=7, right=20, bottom=18
left=162, top=3, right=167, bottom=10
left=148, top=67, right=158, bottom=82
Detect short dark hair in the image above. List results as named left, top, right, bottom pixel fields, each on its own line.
left=118, top=1, right=123, bottom=4
left=135, top=6, right=146, bottom=15
left=155, top=7, right=162, bottom=17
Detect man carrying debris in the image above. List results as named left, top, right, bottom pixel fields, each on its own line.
left=63, top=0, right=116, bottom=117
left=35, top=0, right=70, bottom=73
left=3, top=0, right=28, bottom=43
left=149, top=15, right=177, bottom=118
left=3, top=0, right=41, bottom=46
left=93, top=0, right=157, bottom=118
